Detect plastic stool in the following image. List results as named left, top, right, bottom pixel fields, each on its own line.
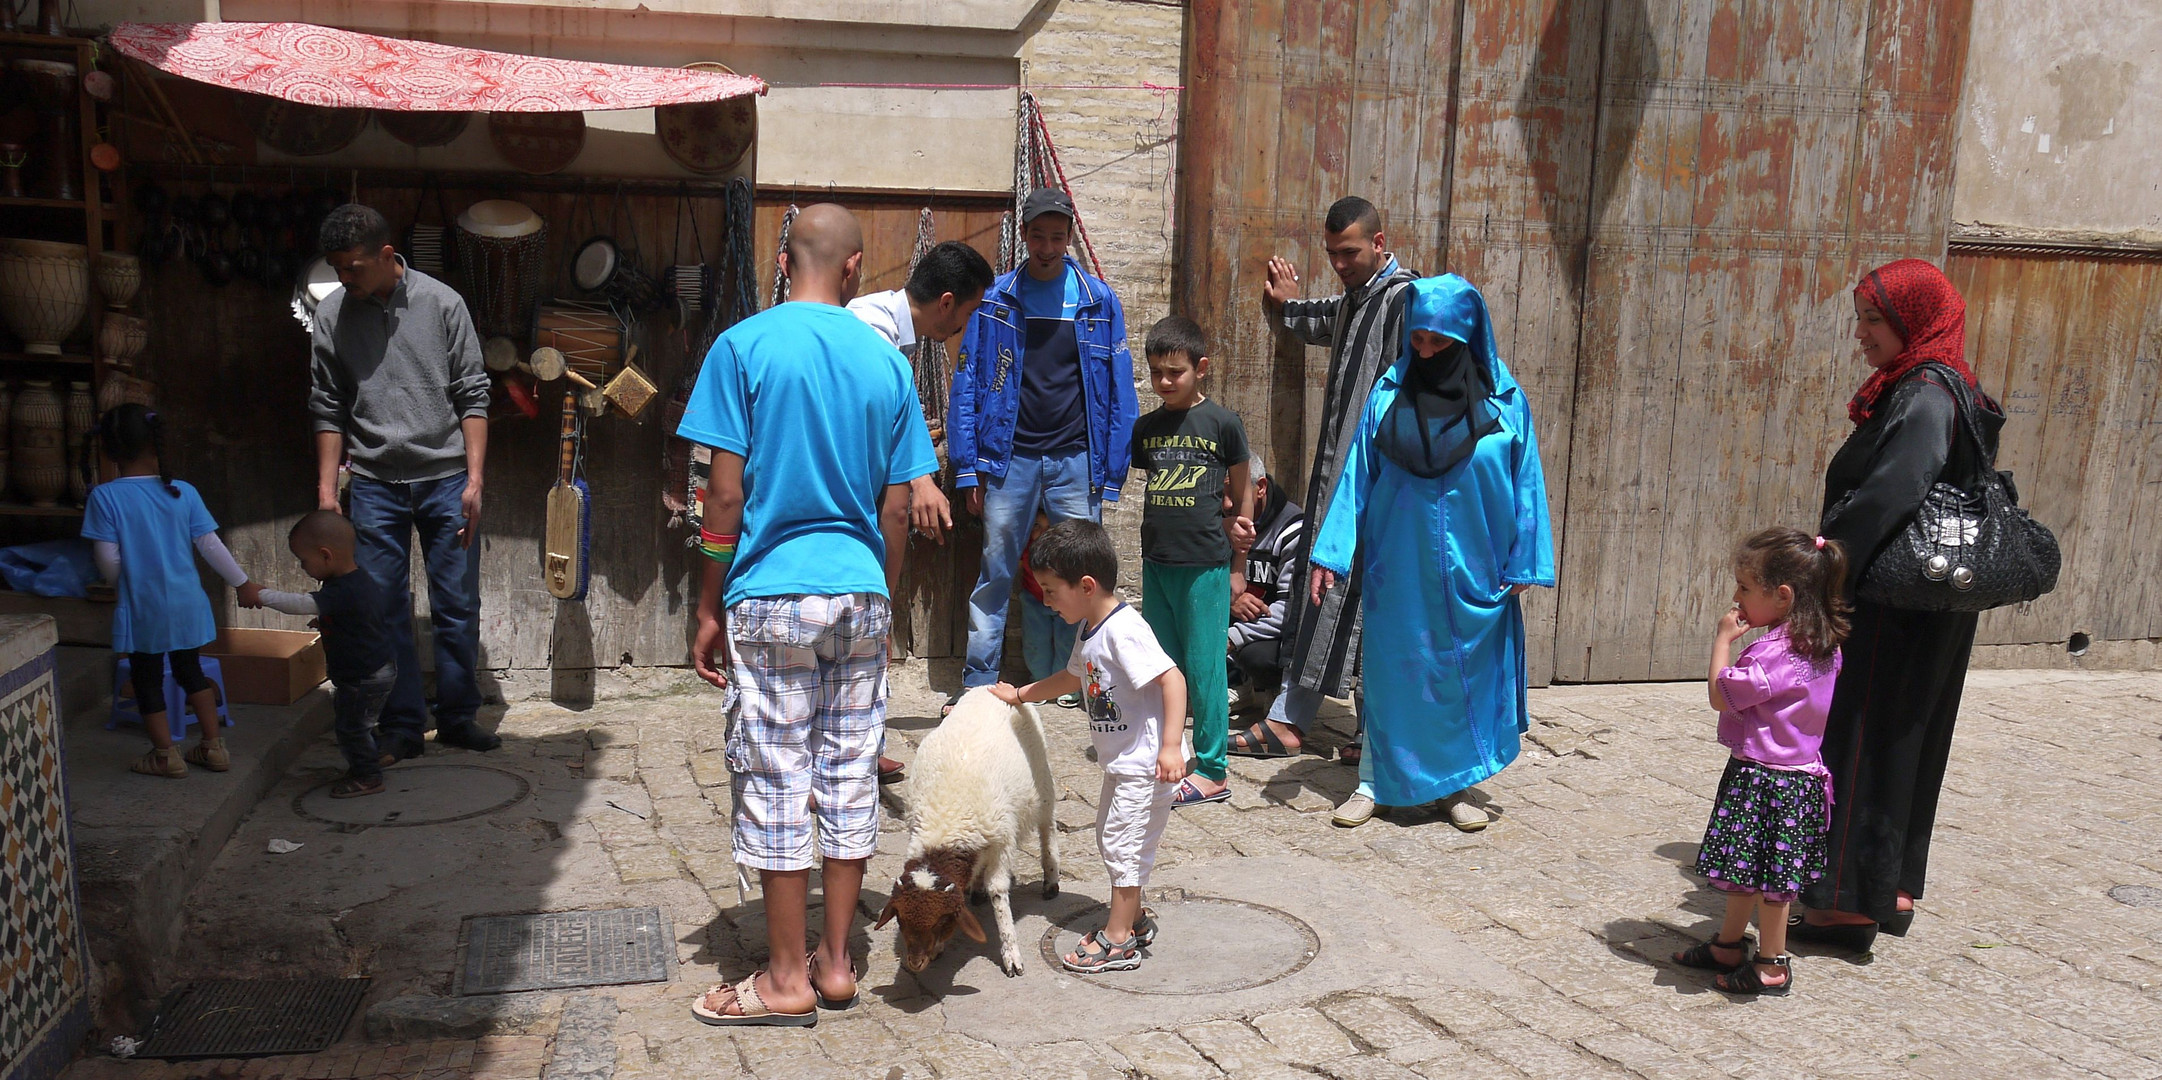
left=107, top=655, right=232, bottom=735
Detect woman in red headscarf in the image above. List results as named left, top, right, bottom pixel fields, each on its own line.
left=1788, top=259, right=2003, bottom=953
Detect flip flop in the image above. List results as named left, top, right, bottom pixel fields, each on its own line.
left=1171, top=777, right=1231, bottom=807
left=808, top=951, right=859, bottom=1011
left=690, top=973, right=817, bottom=1027
left=1227, top=722, right=1297, bottom=759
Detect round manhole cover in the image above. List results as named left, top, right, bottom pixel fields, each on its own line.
left=1040, top=890, right=1317, bottom=994
left=2109, top=885, right=2162, bottom=908
left=295, top=764, right=530, bottom=827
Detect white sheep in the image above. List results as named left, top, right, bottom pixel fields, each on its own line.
left=875, top=687, right=1060, bottom=977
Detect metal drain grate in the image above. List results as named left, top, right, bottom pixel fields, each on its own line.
left=137, top=978, right=370, bottom=1060
left=459, top=907, right=671, bottom=995
left=2109, top=885, right=2162, bottom=908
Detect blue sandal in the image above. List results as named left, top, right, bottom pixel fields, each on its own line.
left=1171, top=778, right=1231, bottom=807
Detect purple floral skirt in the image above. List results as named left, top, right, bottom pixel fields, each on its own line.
left=1694, top=756, right=1829, bottom=903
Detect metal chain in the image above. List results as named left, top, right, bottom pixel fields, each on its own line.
left=908, top=208, right=950, bottom=442
left=770, top=203, right=798, bottom=306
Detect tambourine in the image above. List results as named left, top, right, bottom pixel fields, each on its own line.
left=572, top=236, right=619, bottom=293
left=290, top=256, right=343, bottom=332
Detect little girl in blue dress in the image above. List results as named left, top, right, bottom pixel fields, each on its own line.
left=1672, top=527, right=1849, bottom=995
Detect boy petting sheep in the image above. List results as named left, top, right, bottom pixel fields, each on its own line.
left=996, top=520, right=1188, bottom=973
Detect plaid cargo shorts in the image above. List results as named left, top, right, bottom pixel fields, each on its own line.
left=722, top=593, right=892, bottom=871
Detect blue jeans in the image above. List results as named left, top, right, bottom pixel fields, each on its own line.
left=333, top=662, right=397, bottom=778
left=348, top=473, right=482, bottom=742
left=1020, top=594, right=1078, bottom=684
left=963, top=449, right=1099, bottom=687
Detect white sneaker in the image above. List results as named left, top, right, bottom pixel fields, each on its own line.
left=1331, top=793, right=1376, bottom=828
left=1443, top=794, right=1488, bottom=832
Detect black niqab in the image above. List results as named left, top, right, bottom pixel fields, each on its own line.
left=1374, top=340, right=1499, bottom=480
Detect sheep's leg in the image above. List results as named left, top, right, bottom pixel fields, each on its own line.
left=1037, top=800, right=1061, bottom=899
left=983, top=852, right=1023, bottom=976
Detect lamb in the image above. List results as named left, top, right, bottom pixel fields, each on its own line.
left=875, top=687, right=1060, bottom=977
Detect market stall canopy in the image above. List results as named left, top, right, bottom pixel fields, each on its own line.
left=107, top=21, right=767, bottom=112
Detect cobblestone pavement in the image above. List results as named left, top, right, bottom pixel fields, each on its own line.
left=69, top=667, right=2162, bottom=1079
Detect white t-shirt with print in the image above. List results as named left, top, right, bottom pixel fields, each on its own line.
left=1066, top=603, right=1177, bottom=778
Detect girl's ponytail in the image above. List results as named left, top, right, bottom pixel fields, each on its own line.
left=146, top=411, right=178, bottom=497
left=94, top=404, right=179, bottom=497
left=1735, top=527, right=1851, bottom=661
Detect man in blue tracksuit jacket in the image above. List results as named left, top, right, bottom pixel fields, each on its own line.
left=947, top=187, right=1139, bottom=699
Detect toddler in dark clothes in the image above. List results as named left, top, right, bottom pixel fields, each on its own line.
left=241, top=510, right=399, bottom=798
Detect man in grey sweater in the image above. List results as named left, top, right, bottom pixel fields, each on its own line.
left=310, top=204, right=499, bottom=757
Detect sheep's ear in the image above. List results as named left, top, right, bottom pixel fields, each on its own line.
left=954, top=907, right=988, bottom=943
left=874, top=898, right=898, bottom=929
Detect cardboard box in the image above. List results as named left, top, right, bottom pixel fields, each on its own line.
left=204, top=628, right=327, bottom=705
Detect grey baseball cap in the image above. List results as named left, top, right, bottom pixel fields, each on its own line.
left=1020, top=187, right=1076, bottom=224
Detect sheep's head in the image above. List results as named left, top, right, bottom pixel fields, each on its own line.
left=873, top=850, right=985, bottom=973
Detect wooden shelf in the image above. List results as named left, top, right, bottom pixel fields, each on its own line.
left=0, top=196, right=118, bottom=212
left=0, top=504, right=84, bottom=518
left=0, top=352, right=94, bottom=365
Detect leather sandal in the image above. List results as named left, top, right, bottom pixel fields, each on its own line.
left=689, top=973, right=816, bottom=1027
left=1228, top=722, right=1297, bottom=759
left=184, top=742, right=230, bottom=772
left=807, top=951, right=858, bottom=1011
left=1716, top=953, right=1793, bottom=996
left=1672, top=935, right=1752, bottom=970
left=130, top=747, right=187, bottom=779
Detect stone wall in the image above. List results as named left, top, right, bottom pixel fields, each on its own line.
left=1954, top=0, right=2162, bottom=240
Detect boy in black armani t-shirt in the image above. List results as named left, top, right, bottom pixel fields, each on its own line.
left=1129, top=316, right=1254, bottom=806
left=251, top=510, right=399, bottom=799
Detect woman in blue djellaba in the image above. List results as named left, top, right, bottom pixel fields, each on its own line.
left=1306, top=274, right=1556, bottom=830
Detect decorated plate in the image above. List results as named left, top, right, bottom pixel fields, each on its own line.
left=655, top=63, right=756, bottom=174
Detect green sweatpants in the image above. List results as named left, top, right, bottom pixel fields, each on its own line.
left=1142, top=561, right=1232, bottom=783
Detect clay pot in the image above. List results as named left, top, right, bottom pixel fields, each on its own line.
left=11, top=378, right=66, bottom=506
left=97, top=312, right=148, bottom=368
left=0, top=382, right=12, bottom=469
left=97, top=372, right=156, bottom=413
left=64, top=381, right=91, bottom=505
left=95, top=251, right=141, bottom=311
left=0, top=239, right=90, bottom=355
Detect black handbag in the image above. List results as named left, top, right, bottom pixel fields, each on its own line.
left=1856, top=363, right=2061, bottom=612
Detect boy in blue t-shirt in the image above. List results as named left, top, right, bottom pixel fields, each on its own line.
left=675, top=204, right=936, bottom=1026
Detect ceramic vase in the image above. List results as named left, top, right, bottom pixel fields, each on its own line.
left=64, top=380, right=92, bottom=505
left=94, top=252, right=141, bottom=311
left=0, top=239, right=90, bottom=355
left=11, top=379, right=65, bottom=506
left=97, top=312, right=147, bottom=368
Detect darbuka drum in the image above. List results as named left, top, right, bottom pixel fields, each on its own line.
left=455, top=199, right=547, bottom=339
left=532, top=301, right=624, bottom=379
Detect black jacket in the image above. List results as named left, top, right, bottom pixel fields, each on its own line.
left=1820, top=366, right=2004, bottom=598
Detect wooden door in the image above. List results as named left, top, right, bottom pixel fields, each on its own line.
left=1542, top=0, right=1975, bottom=680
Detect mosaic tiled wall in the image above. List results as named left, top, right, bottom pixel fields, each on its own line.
left=0, top=618, right=87, bottom=1080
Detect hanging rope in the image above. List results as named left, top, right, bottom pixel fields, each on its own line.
left=908, top=208, right=950, bottom=443
left=770, top=203, right=799, bottom=307
left=663, top=178, right=762, bottom=529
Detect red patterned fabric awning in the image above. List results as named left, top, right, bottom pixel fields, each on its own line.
left=108, top=21, right=766, bottom=112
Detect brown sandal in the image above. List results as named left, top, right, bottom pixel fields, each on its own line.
left=184, top=742, right=230, bottom=772
left=131, top=748, right=187, bottom=778
left=689, top=973, right=816, bottom=1027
